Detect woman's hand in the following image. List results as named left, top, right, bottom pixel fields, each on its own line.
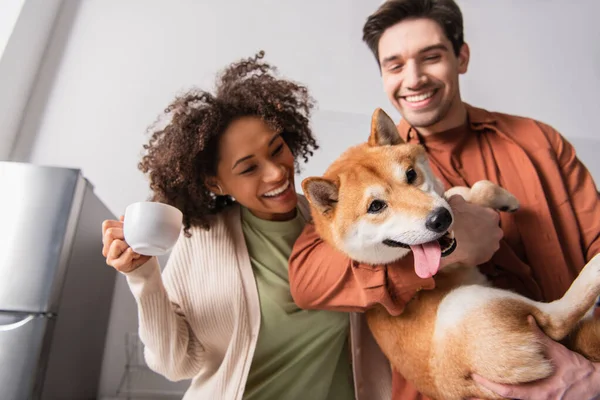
left=102, top=216, right=151, bottom=273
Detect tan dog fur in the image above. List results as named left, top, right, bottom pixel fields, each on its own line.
left=302, top=108, right=600, bottom=400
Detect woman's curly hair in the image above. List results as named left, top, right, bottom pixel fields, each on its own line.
left=138, top=51, right=318, bottom=235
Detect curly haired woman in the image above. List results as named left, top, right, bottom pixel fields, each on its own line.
left=100, top=52, right=390, bottom=400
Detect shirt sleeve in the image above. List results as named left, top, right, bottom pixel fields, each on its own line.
left=288, top=222, right=435, bottom=317
left=125, top=243, right=206, bottom=381
left=539, top=122, right=600, bottom=261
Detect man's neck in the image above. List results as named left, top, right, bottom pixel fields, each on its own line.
left=416, top=101, right=468, bottom=137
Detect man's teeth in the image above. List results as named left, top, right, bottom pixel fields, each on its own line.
left=405, top=91, right=434, bottom=103
left=263, top=180, right=290, bottom=197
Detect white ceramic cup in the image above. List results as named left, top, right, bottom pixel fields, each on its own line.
left=123, top=201, right=183, bottom=256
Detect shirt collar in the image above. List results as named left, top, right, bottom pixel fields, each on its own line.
left=396, top=103, right=498, bottom=142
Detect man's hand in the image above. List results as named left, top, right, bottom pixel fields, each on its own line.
left=472, top=316, right=600, bottom=400
left=441, top=195, right=503, bottom=269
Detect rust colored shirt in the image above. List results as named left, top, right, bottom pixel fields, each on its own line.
left=288, top=104, right=600, bottom=399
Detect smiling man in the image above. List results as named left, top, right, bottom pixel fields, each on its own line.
left=362, top=0, right=600, bottom=398
left=376, top=22, right=467, bottom=137
left=289, top=0, right=600, bottom=399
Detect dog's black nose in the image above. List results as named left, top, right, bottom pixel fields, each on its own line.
left=426, top=207, right=453, bottom=233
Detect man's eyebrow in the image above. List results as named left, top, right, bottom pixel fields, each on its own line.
left=382, top=54, right=401, bottom=65
left=418, top=44, right=449, bottom=54
left=381, top=43, right=449, bottom=65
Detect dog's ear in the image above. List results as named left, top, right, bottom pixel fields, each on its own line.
left=302, top=177, right=339, bottom=214
left=368, top=108, right=404, bottom=147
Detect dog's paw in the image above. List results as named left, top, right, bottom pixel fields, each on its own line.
left=470, top=180, right=520, bottom=212
left=581, top=254, right=600, bottom=283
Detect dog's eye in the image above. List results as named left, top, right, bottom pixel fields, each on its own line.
left=406, top=168, right=417, bottom=184
left=368, top=200, right=387, bottom=214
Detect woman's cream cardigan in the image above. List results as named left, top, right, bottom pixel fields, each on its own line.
left=125, top=196, right=392, bottom=399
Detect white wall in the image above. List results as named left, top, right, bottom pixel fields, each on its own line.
left=0, top=0, right=63, bottom=159
left=459, top=0, right=600, bottom=143
left=0, top=0, right=25, bottom=56
left=9, top=0, right=600, bottom=398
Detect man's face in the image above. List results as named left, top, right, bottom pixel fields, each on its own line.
left=378, top=18, right=469, bottom=132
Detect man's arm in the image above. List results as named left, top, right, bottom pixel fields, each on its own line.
left=288, top=222, right=433, bottom=317
left=539, top=122, right=600, bottom=260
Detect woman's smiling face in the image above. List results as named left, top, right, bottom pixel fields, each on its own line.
left=212, top=116, right=298, bottom=221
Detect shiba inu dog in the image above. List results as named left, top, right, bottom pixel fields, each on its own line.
left=301, top=108, right=600, bottom=400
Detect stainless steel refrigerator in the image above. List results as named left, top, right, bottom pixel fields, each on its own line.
left=0, top=162, right=117, bottom=399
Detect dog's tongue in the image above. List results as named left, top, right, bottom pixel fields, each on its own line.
left=410, top=241, right=441, bottom=279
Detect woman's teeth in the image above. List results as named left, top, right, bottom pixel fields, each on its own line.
left=405, top=91, right=435, bottom=103
left=263, top=180, right=290, bottom=197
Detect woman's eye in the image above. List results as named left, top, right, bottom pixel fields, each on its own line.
left=240, top=166, right=257, bottom=175
left=272, top=144, right=284, bottom=156
left=406, top=168, right=417, bottom=184
left=368, top=200, right=387, bottom=214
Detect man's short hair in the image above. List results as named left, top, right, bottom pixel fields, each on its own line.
left=363, top=0, right=465, bottom=62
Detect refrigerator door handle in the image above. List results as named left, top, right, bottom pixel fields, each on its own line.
left=0, top=314, right=37, bottom=332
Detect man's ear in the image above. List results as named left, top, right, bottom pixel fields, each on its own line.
left=368, top=108, right=404, bottom=147
left=302, top=177, right=339, bottom=214
left=457, top=42, right=470, bottom=74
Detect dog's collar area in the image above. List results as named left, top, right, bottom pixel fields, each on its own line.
left=382, top=231, right=457, bottom=257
